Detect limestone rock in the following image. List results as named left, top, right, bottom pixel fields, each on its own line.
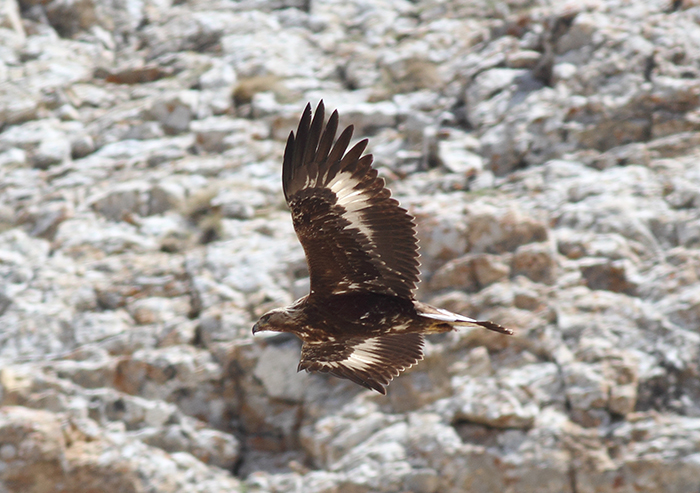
left=1, top=0, right=700, bottom=491
left=429, top=253, right=510, bottom=292
left=0, top=406, right=243, bottom=493
left=253, top=339, right=309, bottom=402
left=450, top=375, right=540, bottom=429
left=466, top=205, right=549, bottom=254
left=147, top=91, right=200, bottom=134
left=511, top=242, right=558, bottom=285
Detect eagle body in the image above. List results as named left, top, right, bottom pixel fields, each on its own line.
left=253, top=101, right=512, bottom=394
left=285, top=293, right=454, bottom=339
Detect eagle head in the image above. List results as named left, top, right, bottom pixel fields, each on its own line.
left=252, top=306, right=299, bottom=334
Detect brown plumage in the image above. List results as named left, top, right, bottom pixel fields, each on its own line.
left=253, top=101, right=512, bottom=394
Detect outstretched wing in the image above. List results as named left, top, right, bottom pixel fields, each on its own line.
left=298, top=333, right=424, bottom=394
left=283, top=101, right=420, bottom=299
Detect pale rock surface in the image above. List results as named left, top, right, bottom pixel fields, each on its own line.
left=2, top=0, right=700, bottom=492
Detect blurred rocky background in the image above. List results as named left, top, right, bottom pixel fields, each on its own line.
left=1, top=0, right=700, bottom=491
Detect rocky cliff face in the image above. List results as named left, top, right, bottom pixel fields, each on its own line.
left=1, top=0, right=700, bottom=492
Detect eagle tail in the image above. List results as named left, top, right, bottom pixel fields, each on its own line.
left=416, top=303, right=513, bottom=335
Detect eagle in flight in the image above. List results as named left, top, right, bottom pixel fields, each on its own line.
left=253, top=101, right=512, bottom=394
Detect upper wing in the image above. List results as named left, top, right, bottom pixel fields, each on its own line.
left=283, top=101, right=419, bottom=299
left=298, top=333, right=424, bottom=394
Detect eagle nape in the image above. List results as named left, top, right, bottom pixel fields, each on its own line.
left=252, top=100, right=513, bottom=394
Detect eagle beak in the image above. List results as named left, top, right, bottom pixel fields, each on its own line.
left=252, top=322, right=260, bottom=334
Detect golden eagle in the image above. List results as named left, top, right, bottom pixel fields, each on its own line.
left=253, top=101, right=512, bottom=394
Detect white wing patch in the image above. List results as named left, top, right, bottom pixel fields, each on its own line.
left=343, top=337, right=387, bottom=372
left=328, top=171, right=376, bottom=245
left=309, top=337, right=388, bottom=373
left=327, top=171, right=353, bottom=195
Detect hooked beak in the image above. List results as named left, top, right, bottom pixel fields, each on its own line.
left=252, top=322, right=260, bottom=334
